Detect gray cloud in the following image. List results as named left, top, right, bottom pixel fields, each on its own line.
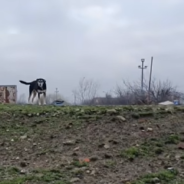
left=0, top=0, right=184, bottom=101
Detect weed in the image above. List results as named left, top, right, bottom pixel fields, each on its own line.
left=132, top=169, right=180, bottom=184
left=0, top=168, right=70, bottom=184
left=120, top=138, right=166, bottom=160
left=120, top=147, right=140, bottom=161
left=104, top=160, right=116, bottom=168
left=72, top=161, right=89, bottom=167
left=164, top=134, right=180, bottom=144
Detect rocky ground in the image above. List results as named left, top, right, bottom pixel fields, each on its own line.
left=0, top=104, right=184, bottom=184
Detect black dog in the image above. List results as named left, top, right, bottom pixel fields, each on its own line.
left=19, top=78, right=47, bottom=105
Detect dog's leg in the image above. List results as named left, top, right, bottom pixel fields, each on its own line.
left=43, top=92, right=46, bottom=105
left=32, top=91, right=37, bottom=103
left=38, top=93, right=41, bottom=105
left=28, top=86, right=33, bottom=104
left=28, top=95, right=31, bottom=104
left=28, top=92, right=33, bottom=104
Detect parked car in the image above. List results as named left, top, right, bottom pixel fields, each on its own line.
left=51, top=100, right=65, bottom=106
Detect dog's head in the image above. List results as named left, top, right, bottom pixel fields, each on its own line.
left=36, top=78, right=46, bottom=89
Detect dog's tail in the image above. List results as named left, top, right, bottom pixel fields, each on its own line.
left=19, top=80, right=32, bottom=85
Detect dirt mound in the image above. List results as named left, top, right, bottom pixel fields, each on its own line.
left=0, top=104, right=184, bottom=183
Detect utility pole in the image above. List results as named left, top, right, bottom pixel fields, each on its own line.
left=148, top=56, right=154, bottom=103
left=138, top=58, right=147, bottom=92
left=55, top=88, right=59, bottom=101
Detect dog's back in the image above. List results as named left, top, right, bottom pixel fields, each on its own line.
left=19, top=79, right=46, bottom=92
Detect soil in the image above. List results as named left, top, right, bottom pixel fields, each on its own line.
left=0, top=104, right=184, bottom=183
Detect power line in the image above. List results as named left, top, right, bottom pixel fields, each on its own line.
left=138, top=58, right=147, bottom=92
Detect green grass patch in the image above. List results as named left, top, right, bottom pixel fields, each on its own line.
left=120, top=140, right=164, bottom=160
left=103, top=160, right=117, bottom=168
left=120, top=135, right=181, bottom=161
left=0, top=167, right=70, bottom=184
left=71, top=161, right=89, bottom=168
left=164, top=134, right=180, bottom=144
left=132, top=169, right=182, bottom=184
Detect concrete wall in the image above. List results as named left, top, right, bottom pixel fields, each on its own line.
left=0, top=85, right=17, bottom=104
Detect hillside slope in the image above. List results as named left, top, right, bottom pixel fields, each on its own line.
left=0, top=104, right=184, bottom=184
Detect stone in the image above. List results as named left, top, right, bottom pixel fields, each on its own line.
left=63, top=140, right=76, bottom=145
left=20, top=135, right=27, bottom=140
left=104, top=144, right=110, bottom=149
left=147, top=128, right=153, bottom=132
left=70, top=177, right=80, bottom=183
left=116, top=116, right=126, bottom=122
left=178, top=142, right=184, bottom=149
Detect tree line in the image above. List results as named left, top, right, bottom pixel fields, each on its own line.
left=17, top=77, right=184, bottom=105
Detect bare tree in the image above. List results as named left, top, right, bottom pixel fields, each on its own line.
left=115, top=80, right=144, bottom=104
left=17, top=93, right=26, bottom=104
left=146, top=78, right=177, bottom=103
left=115, top=78, right=180, bottom=105
left=72, top=77, right=100, bottom=105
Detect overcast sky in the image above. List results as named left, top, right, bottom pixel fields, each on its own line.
left=0, top=0, right=184, bottom=102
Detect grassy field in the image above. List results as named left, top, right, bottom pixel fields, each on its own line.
left=1, top=104, right=184, bottom=183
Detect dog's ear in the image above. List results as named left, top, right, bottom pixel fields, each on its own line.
left=44, top=79, right=46, bottom=83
